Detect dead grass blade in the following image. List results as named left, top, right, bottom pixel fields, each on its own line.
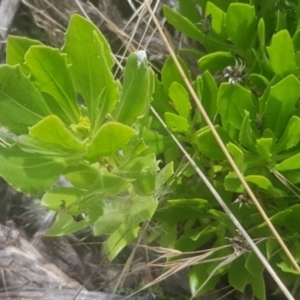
left=120, top=244, right=231, bottom=299
left=189, top=253, right=239, bottom=300
left=273, top=171, right=300, bottom=198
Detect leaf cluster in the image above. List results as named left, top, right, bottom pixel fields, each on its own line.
left=0, top=15, right=174, bottom=261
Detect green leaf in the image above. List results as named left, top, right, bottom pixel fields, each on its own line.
left=104, top=225, right=140, bottom=261
left=164, top=112, right=190, bottom=133
left=63, top=163, right=98, bottom=189
left=198, top=52, right=235, bottom=73
left=86, top=122, right=136, bottom=162
left=154, top=199, right=211, bottom=224
left=226, top=143, right=244, bottom=171
left=93, top=202, right=126, bottom=235
left=25, top=46, right=80, bottom=124
left=0, top=128, right=16, bottom=147
left=245, top=175, right=281, bottom=196
left=16, top=134, right=68, bottom=156
left=246, top=251, right=264, bottom=276
left=142, top=127, right=174, bottom=155
left=255, top=138, right=273, bottom=161
left=277, top=260, right=299, bottom=275
left=217, top=83, right=255, bottom=131
left=41, top=187, right=85, bottom=215
left=257, top=18, right=266, bottom=57
left=264, top=75, right=300, bottom=138
left=195, top=71, right=218, bottom=123
left=161, top=55, right=191, bottom=92
left=250, top=272, right=266, bottom=300
left=229, top=256, right=249, bottom=292
left=163, top=5, right=205, bottom=44
left=239, top=111, right=257, bottom=151
left=224, top=172, right=244, bottom=193
left=79, top=169, right=129, bottom=200
left=158, top=222, right=177, bottom=248
left=275, top=10, right=287, bottom=35
left=0, top=145, right=69, bottom=195
left=193, top=125, right=232, bottom=161
left=275, top=116, right=300, bottom=153
left=255, top=209, right=291, bottom=231
left=178, top=0, right=201, bottom=24
left=94, top=195, right=158, bottom=235
left=266, top=238, right=280, bottom=260
left=206, top=2, right=227, bottom=38
left=46, top=203, right=92, bottom=236
left=0, top=65, right=51, bottom=135
left=268, top=205, right=300, bottom=234
left=255, top=2, right=276, bottom=41
left=119, top=153, right=159, bottom=195
left=30, top=115, right=86, bottom=154
left=62, top=14, right=118, bottom=130
left=267, top=30, right=297, bottom=76
left=173, top=225, right=216, bottom=252
left=273, top=153, right=300, bottom=171
left=226, top=4, right=257, bottom=50
left=295, top=51, right=300, bottom=67
left=248, top=74, right=269, bottom=91
left=189, top=265, right=219, bottom=297
left=95, top=193, right=158, bottom=260
left=156, top=162, right=174, bottom=189
left=293, top=29, right=300, bottom=52
left=113, top=51, right=154, bottom=125
left=198, top=0, right=232, bottom=12
left=6, top=36, right=42, bottom=75
left=168, top=82, right=191, bottom=119
left=151, top=76, right=176, bottom=118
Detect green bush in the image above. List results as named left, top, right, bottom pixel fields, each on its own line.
left=156, top=0, right=300, bottom=298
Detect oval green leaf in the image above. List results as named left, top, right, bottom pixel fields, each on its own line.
left=62, top=14, right=119, bottom=130
left=217, top=83, right=255, bottom=131
left=25, top=46, right=80, bottom=124
left=30, top=115, right=86, bottom=154
left=226, top=4, right=257, bottom=50
left=198, top=52, right=235, bottom=73
left=87, top=122, right=136, bottom=162
left=267, top=30, right=297, bottom=76
left=113, top=51, right=154, bottom=125
left=0, top=65, right=51, bottom=135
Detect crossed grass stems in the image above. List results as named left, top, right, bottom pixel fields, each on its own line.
left=22, top=0, right=300, bottom=299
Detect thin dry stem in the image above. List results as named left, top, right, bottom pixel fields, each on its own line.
left=273, top=171, right=300, bottom=197
left=21, top=0, right=66, bottom=31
